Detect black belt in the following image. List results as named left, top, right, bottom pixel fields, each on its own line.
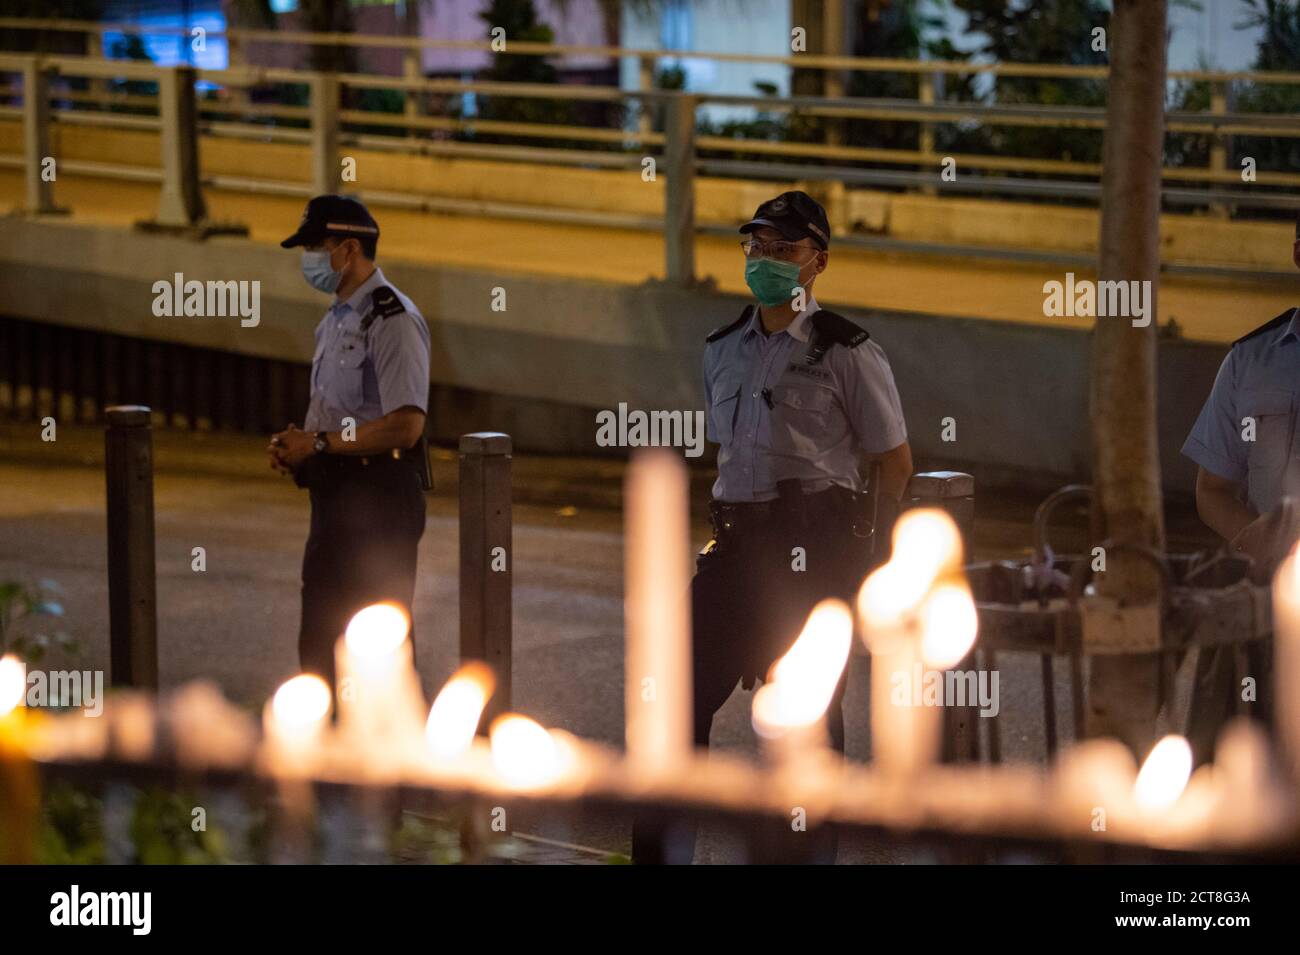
left=710, top=485, right=857, bottom=534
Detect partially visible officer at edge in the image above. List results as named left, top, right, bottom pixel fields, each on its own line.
left=1178, top=215, right=1298, bottom=763
left=267, top=195, right=433, bottom=695
left=632, top=190, right=913, bottom=864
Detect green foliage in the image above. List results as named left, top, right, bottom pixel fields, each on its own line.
left=0, top=578, right=77, bottom=665
left=472, top=0, right=577, bottom=137
left=130, top=788, right=230, bottom=864
left=1232, top=0, right=1300, bottom=173
left=36, top=782, right=106, bottom=865
left=0, top=0, right=106, bottom=53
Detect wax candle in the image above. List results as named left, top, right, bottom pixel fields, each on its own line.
left=623, top=450, right=692, bottom=776
left=1272, top=545, right=1300, bottom=783
left=335, top=602, right=427, bottom=771
left=263, top=673, right=332, bottom=775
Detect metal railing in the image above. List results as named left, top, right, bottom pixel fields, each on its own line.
left=2, top=17, right=1300, bottom=280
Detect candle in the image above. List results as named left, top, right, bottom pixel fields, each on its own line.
left=263, top=674, right=332, bottom=775
left=858, top=509, right=972, bottom=776
left=0, top=654, right=37, bottom=864
left=752, top=599, right=853, bottom=756
left=489, top=713, right=575, bottom=791
left=425, top=661, right=495, bottom=761
left=623, top=450, right=692, bottom=776
left=335, top=602, right=427, bottom=770
left=1272, top=545, right=1300, bottom=783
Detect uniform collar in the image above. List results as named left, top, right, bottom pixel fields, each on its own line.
left=1277, top=307, right=1300, bottom=345
left=743, top=293, right=820, bottom=342
left=335, top=265, right=386, bottom=316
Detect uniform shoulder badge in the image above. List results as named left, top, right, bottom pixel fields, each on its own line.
left=804, top=309, right=869, bottom=365
left=361, top=285, right=406, bottom=331
left=1232, top=307, right=1296, bottom=348
left=706, top=306, right=753, bottom=343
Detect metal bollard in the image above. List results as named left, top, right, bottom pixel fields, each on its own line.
left=458, top=432, right=512, bottom=729
left=310, top=73, right=341, bottom=197
left=906, top=470, right=978, bottom=763
left=105, top=405, right=158, bottom=688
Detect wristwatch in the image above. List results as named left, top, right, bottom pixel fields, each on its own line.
left=312, top=431, right=329, bottom=455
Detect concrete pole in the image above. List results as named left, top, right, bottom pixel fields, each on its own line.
left=663, top=92, right=697, bottom=287
left=105, top=405, right=159, bottom=689
left=1087, top=0, right=1168, bottom=757
left=310, top=72, right=341, bottom=196
left=155, top=66, right=207, bottom=228
left=20, top=59, right=58, bottom=215
left=458, top=432, right=513, bottom=730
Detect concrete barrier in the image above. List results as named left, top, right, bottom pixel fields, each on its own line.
left=0, top=215, right=1228, bottom=494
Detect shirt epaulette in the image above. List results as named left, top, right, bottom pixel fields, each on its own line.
left=805, top=309, right=868, bottom=365
left=706, top=306, right=753, bottom=343
left=1232, top=308, right=1295, bottom=348
left=361, top=285, right=406, bottom=331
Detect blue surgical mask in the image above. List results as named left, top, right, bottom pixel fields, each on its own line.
left=301, top=249, right=342, bottom=294
left=744, top=257, right=802, bottom=308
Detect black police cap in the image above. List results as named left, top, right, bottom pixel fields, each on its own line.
left=280, top=194, right=380, bottom=249
left=739, top=190, right=831, bottom=250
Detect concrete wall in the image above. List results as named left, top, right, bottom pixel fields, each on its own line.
left=0, top=216, right=1226, bottom=496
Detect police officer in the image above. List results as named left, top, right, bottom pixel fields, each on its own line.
left=268, top=195, right=432, bottom=693
left=632, top=191, right=913, bottom=863
left=1178, top=217, right=1298, bottom=762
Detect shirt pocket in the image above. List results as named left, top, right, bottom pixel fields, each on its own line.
left=1241, top=387, right=1294, bottom=512
left=707, top=378, right=742, bottom=445
left=335, top=343, right=367, bottom=409
left=770, top=383, right=835, bottom=455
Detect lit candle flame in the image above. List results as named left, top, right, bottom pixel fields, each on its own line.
left=489, top=714, right=563, bottom=789
left=919, top=584, right=978, bottom=668
left=270, top=674, right=332, bottom=735
left=857, top=508, right=965, bottom=648
left=0, top=655, right=24, bottom=717
left=344, top=602, right=410, bottom=662
left=1134, top=734, right=1193, bottom=813
left=426, top=661, right=496, bottom=760
left=753, top=599, right=852, bottom=736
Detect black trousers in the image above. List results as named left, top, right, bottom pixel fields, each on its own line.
left=298, top=456, right=426, bottom=694
left=631, top=490, right=869, bottom=864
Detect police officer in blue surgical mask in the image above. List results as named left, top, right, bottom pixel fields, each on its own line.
left=632, top=191, right=913, bottom=863
left=268, top=195, right=432, bottom=695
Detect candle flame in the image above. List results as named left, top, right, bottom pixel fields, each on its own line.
left=271, top=674, right=332, bottom=731
left=919, top=584, right=978, bottom=668
left=892, top=508, right=963, bottom=582
left=0, top=654, right=24, bottom=717
left=753, top=599, right=853, bottom=735
left=489, top=714, right=563, bottom=789
left=426, top=661, right=496, bottom=759
left=1134, top=734, right=1193, bottom=813
left=857, top=509, right=964, bottom=646
left=344, top=602, right=410, bottom=660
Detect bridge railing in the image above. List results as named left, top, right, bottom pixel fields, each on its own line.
left=2, top=18, right=1300, bottom=282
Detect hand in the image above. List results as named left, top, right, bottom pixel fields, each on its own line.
left=268, top=423, right=314, bottom=473
left=1229, top=513, right=1274, bottom=572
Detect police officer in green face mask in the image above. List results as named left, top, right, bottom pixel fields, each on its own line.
left=268, top=195, right=433, bottom=698
left=632, top=191, right=913, bottom=864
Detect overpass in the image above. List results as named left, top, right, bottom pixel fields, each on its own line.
left=2, top=39, right=1299, bottom=494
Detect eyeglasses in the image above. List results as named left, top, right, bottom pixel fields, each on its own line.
left=740, top=239, right=818, bottom=262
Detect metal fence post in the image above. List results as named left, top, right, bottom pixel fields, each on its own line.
left=1208, top=79, right=1233, bottom=218
left=105, top=405, right=158, bottom=689
left=21, top=58, right=60, bottom=215
left=154, top=66, right=207, bottom=228
left=310, top=73, right=341, bottom=196
left=663, top=92, right=697, bottom=287
left=907, top=470, right=977, bottom=762
left=459, top=432, right=512, bottom=728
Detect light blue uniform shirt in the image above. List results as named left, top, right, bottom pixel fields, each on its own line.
left=304, top=266, right=431, bottom=433
left=1182, top=307, right=1300, bottom=515
left=704, top=295, right=907, bottom=503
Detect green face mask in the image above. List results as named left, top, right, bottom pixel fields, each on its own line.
left=744, top=257, right=802, bottom=308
